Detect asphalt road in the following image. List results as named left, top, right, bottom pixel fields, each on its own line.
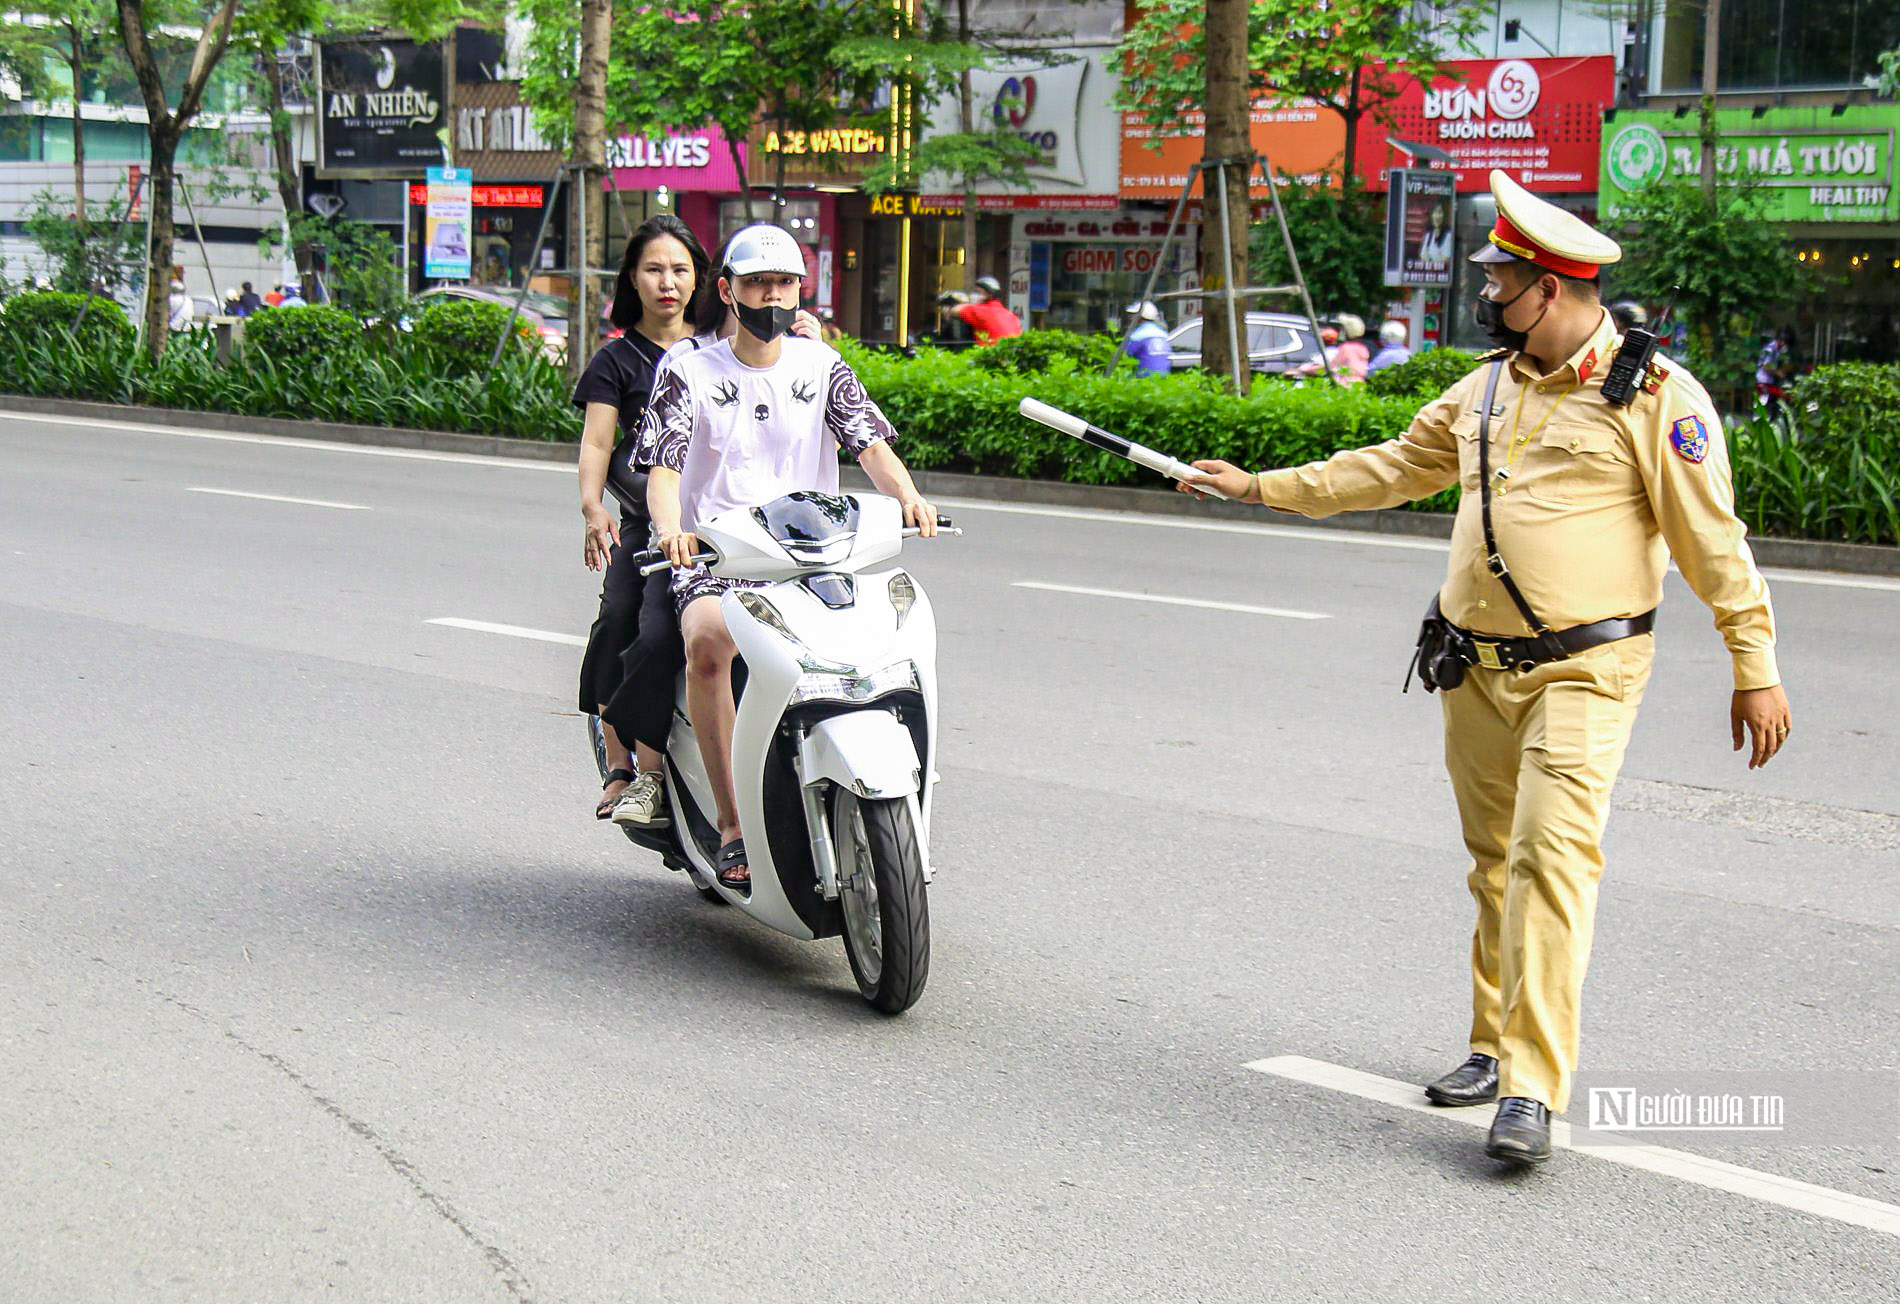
left=3, top=406, right=1898, bottom=1302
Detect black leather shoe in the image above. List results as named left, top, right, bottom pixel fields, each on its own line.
left=1424, top=1053, right=1499, bottom=1106
left=1485, top=1097, right=1553, bottom=1165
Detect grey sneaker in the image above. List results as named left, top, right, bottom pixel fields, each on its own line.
left=611, top=771, right=669, bottom=828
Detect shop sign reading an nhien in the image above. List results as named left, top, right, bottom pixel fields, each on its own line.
left=1600, top=106, right=1898, bottom=223
left=1355, top=57, right=1615, bottom=192
left=316, top=38, right=447, bottom=177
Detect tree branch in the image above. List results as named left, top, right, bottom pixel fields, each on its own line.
left=173, top=0, right=242, bottom=127
left=115, top=0, right=175, bottom=139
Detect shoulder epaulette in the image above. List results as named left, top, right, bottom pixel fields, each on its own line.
left=1476, top=347, right=1510, bottom=361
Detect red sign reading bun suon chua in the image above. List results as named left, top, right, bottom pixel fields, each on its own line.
left=1354, top=56, right=1615, bottom=193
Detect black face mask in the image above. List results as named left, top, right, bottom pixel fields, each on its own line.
left=1473, top=278, right=1550, bottom=352
left=735, top=299, right=798, bottom=342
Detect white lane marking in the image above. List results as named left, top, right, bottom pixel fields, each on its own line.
left=1248, top=1056, right=1900, bottom=1240
left=937, top=497, right=1450, bottom=553
left=944, top=502, right=1900, bottom=592
left=0, top=410, right=572, bottom=474
left=1014, top=581, right=1328, bottom=620
left=426, top=617, right=587, bottom=647
left=186, top=486, right=369, bottom=510
left=1761, top=568, right=1900, bottom=593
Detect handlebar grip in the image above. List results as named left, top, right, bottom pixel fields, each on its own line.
left=638, top=550, right=718, bottom=577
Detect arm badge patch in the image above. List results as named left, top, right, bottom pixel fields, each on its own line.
left=1670, top=414, right=1709, bottom=464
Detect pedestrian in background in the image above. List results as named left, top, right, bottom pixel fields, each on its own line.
left=1367, top=320, right=1413, bottom=376
left=1120, top=300, right=1172, bottom=377
left=947, top=275, right=1022, bottom=346
left=1178, top=170, right=1789, bottom=1169
left=167, top=273, right=193, bottom=331
left=236, top=282, right=262, bottom=316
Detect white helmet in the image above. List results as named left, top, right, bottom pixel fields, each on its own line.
left=723, top=224, right=805, bottom=278
left=1335, top=312, right=1366, bottom=340
left=1379, top=320, right=1408, bottom=346
left=1125, top=299, right=1162, bottom=323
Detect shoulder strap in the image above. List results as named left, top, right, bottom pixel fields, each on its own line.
left=1475, top=359, right=1549, bottom=635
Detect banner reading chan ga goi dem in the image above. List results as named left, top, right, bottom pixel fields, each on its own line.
left=1600, top=105, right=1899, bottom=223
left=317, top=37, right=447, bottom=177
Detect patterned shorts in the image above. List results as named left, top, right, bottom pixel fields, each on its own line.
left=671, top=568, right=769, bottom=616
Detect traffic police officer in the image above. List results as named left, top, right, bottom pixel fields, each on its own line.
left=1181, top=171, right=1792, bottom=1166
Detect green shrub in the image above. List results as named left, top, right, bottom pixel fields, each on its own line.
left=1366, top=345, right=1482, bottom=397
left=412, top=298, right=538, bottom=374
left=1787, top=362, right=1900, bottom=452
left=1729, top=362, right=1900, bottom=545
left=969, top=328, right=1127, bottom=375
left=0, top=289, right=134, bottom=354
left=244, top=304, right=361, bottom=368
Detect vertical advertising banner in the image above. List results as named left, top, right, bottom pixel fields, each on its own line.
left=424, top=166, right=473, bottom=280
left=1385, top=169, right=1457, bottom=287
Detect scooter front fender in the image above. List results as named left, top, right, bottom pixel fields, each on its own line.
left=796, top=709, right=922, bottom=800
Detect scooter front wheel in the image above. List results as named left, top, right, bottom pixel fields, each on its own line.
left=832, top=789, right=929, bottom=1014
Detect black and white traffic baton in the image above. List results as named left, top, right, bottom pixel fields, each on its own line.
left=1017, top=397, right=1230, bottom=500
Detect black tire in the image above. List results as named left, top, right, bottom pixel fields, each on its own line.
left=833, top=790, right=929, bottom=1014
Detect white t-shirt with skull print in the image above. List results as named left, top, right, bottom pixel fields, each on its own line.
left=631, top=335, right=897, bottom=536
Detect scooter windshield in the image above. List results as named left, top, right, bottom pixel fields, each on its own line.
left=752, top=492, right=860, bottom=553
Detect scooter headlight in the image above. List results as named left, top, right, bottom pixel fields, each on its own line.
left=790, top=660, right=920, bottom=705
left=736, top=590, right=796, bottom=642
left=888, top=571, right=917, bottom=627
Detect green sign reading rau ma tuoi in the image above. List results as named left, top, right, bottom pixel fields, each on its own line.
left=1599, top=105, right=1898, bottom=222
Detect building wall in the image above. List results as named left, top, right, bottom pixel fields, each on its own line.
left=0, top=160, right=291, bottom=307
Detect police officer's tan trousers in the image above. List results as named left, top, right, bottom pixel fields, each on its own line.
left=1441, top=634, right=1654, bottom=1114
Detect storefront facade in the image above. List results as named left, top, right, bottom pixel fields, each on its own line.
left=1600, top=104, right=1900, bottom=361
left=1356, top=56, right=1617, bottom=350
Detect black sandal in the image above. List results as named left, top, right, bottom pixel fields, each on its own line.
left=596, top=768, right=636, bottom=819
left=717, top=838, right=751, bottom=889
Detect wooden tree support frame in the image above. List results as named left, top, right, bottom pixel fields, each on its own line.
left=1107, top=152, right=1334, bottom=388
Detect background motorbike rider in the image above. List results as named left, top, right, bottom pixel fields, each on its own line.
left=634, top=223, right=936, bottom=889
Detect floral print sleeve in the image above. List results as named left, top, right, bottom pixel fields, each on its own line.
left=632, top=366, right=695, bottom=472
left=823, top=358, right=898, bottom=456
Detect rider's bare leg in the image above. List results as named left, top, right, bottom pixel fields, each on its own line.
left=597, top=717, right=633, bottom=815
left=680, top=596, right=745, bottom=878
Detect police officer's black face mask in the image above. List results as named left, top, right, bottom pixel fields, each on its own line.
left=1474, top=275, right=1550, bottom=352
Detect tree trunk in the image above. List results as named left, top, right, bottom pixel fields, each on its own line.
left=1341, top=66, right=1362, bottom=192
left=1699, top=0, right=1721, bottom=197
left=957, top=0, right=976, bottom=288
left=142, top=132, right=178, bottom=353
left=260, top=48, right=316, bottom=289
left=1201, top=0, right=1252, bottom=394
left=728, top=136, right=755, bottom=221
left=568, top=0, right=612, bottom=381
left=67, top=31, right=86, bottom=222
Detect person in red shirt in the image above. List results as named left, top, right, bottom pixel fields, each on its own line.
left=951, top=275, right=1022, bottom=345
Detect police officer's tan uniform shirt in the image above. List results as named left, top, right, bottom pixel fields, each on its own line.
left=1255, top=311, right=1779, bottom=690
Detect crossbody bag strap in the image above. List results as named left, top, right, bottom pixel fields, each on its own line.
left=1475, top=359, right=1550, bottom=636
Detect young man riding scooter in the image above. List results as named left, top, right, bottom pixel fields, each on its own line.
left=635, top=224, right=937, bottom=890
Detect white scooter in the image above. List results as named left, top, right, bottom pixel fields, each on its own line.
left=589, top=491, right=955, bottom=1014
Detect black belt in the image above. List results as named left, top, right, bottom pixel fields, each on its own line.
left=1445, top=609, right=1656, bottom=672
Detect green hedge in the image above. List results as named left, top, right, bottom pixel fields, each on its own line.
left=1366, top=346, right=1482, bottom=397
left=412, top=298, right=538, bottom=374
left=0, top=314, right=580, bottom=442
left=0, top=290, right=134, bottom=354
left=968, top=328, right=1129, bottom=375
left=243, top=304, right=361, bottom=368
left=842, top=339, right=1457, bottom=510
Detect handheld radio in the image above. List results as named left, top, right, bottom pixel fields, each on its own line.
left=1600, top=285, right=1680, bottom=408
